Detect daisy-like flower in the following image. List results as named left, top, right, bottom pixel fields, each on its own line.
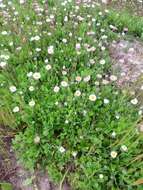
left=75, top=43, right=81, bottom=50
left=62, top=70, right=67, bottom=75
left=99, top=174, right=104, bottom=179
left=48, top=45, right=54, bottom=54
left=111, top=132, right=116, bottom=138
left=29, top=86, right=34, bottom=92
left=54, top=86, right=60, bottom=93
left=13, top=106, right=20, bottom=113
left=89, top=94, right=97, bottom=102
left=102, top=79, right=109, bottom=85
left=45, top=59, right=48, bottom=63
left=75, top=76, right=82, bottom=82
left=110, top=75, right=117, bottom=81
left=83, top=75, right=91, bottom=82
left=121, top=145, right=128, bottom=152
left=74, top=90, right=81, bottom=97
left=9, top=86, right=17, bottom=93
left=59, top=146, right=66, bottom=153
left=29, top=100, right=35, bottom=107
left=27, top=72, right=33, bottom=77
left=110, top=151, right=118, bottom=158
left=104, top=98, right=110, bottom=104
left=140, top=85, right=143, bottom=90
left=61, top=81, right=68, bottom=87
left=72, top=151, right=77, bottom=157
left=100, top=59, right=106, bottom=65
left=62, top=38, right=67, bottom=43
left=131, top=98, right=138, bottom=105
left=33, top=72, right=41, bottom=80
left=45, top=64, right=52, bottom=71
left=34, top=135, right=40, bottom=144
left=0, top=61, right=7, bottom=68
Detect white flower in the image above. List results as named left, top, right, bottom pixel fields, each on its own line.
left=140, top=85, right=143, bottom=90
left=33, top=72, right=41, bottom=80
left=29, top=86, right=34, bottom=91
left=59, top=146, right=66, bottom=153
left=100, top=59, right=106, bottom=65
left=95, top=81, right=100, bottom=86
left=0, top=61, right=7, bottom=68
left=61, top=81, right=68, bottom=87
left=131, top=98, right=138, bottom=105
left=45, top=59, right=48, bottom=63
left=20, top=0, right=25, bottom=4
left=75, top=76, right=82, bottom=82
left=89, top=94, right=97, bottom=102
left=45, top=64, right=52, bottom=71
left=111, top=132, right=116, bottom=138
left=72, top=151, right=77, bottom=157
left=34, top=136, right=40, bottom=144
left=62, top=70, right=67, bottom=75
left=99, top=174, right=104, bottom=179
left=54, top=86, right=60, bottom=93
left=110, top=151, right=118, bottom=158
left=27, top=72, right=33, bottom=77
left=104, top=98, right=110, bottom=104
left=62, top=39, right=67, bottom=43
left=13, top=106, right=20, bottom=113
left=36, top=48, right=41, bottom=52
left=48, top=45, right=54, bottom=54
left=121, top=145, right=128, bottom=152
left=75, top=43, right=81, bottom=50
left=29, top=100, right=35, bottom=107
left=83, top=75, right=91, bottom=82
left=65, top=120, right=69, bottom=124
left=110, top=75, right=117, bottom=81
left=9, top=86, right=17, bottom=93
left=74, top=90, right=81, bottom=97
left=1, top=31, right=8, bottom=35
left=102, top=79, right=109, bottom=85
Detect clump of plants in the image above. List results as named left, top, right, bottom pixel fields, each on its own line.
left=0, top=0, right=143, bottom=189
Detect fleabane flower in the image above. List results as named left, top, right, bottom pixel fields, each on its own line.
left=0, top=61, right=7, bottom=68
left=33, top=72, right=41, bottom=80
left=54, top=86, right=60, bottom=93
left=45, top=64, right=52, bottom=71
left=59, top=146, right=66, bottom=153
left=121, top=145, right=128, bottom=152
left=29, top=86, right=34, bottom=92
left=75, top=76, right=82, bottom=82
left=48, top=45, right=54, bottom=54
left=29, top=100, right=35, bottom=107
left=61, top=81, right=68, bottom=87
left=110, top=75, right=117, bottom=81
left=74, top=90, right=81, bottom=97
left=13, top=106, right=20, bottom=113
left=83, top=75, right=91, bottom=82
left=72, top=151, right=77, bottom=157
left=131, top=98, right=138, bottom=105
left=99, top=174, right=104, bottom=179
left=110, top=151, right=118, bottom=158
left=9, top=86, right=17, bottom=93
left=34, top=135, right=40, bottom=144
left=89, top=94, right=97, bottom=102
left=104, top=98, right=110, bottom=104
left=100, top=59, right=106, bottom=65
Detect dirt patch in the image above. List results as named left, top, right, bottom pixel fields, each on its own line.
left=0, top=126, right=70, bottom=190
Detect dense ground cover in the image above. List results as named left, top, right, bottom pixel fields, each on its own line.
left=0, top=0, right=143, bottom=189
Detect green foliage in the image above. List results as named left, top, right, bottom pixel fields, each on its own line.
left=0, top=182, right=13, bottom=190
left=0, top=1, right=143, bottom=189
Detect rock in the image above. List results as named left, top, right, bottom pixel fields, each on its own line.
left=110, top=39, right=143, bottom=87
